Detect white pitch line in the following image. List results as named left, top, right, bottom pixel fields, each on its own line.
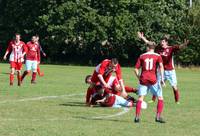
left=0, top=93, right=84, bottom=104
left=0, top=93, right=131, bottom=120
left=90, top=107, right=130, bottom=119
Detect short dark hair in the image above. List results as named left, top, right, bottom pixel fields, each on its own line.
left=161, top=35, right=169, bottom=42
left=15, top=33, right=21, bottom=36
left=95, top=85, right=103, bottom=90
left=85, top=75, right=92, bottom=84
left=111, top=58, right=118, bottom=65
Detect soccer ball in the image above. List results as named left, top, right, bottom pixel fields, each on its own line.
left=141, top=101, right=148, bottom=109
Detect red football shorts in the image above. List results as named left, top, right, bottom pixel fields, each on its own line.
left=10, top=61, right=23, bottom=70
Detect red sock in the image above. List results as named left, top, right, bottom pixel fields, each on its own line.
left=37, top=66, right=41, bottom=75
left=152, top=95, right=156, bottom=101
left=17, top=72, right=21, bottom=85
left=10, top=74, right=14, bottom=84
left=21, top=71, right=28, bottom=81
left=156, top=99, right=164, bottom=118
left=125, top=86, right=137, bottom=93
left=135, top=100, right=142, bottom=117
left=173, top=88, right=180, bottom=102
left=32, top=72, right=37, bottom=81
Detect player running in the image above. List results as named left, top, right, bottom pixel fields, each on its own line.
left=134, top=43, right=166, bottom=123
left=3, top=33, right=26, bottom=86
left=138, top=32, right=189, bottom=104
left=21, top=35, right=40, bottom=84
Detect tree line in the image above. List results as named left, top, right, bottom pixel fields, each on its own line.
left=0, top=0, right=200, bottom=66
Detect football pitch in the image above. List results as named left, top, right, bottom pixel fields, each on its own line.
left=0, top=63, right=199, bottom=136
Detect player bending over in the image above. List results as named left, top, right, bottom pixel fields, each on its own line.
left=85, top=58, right=129, bottom=106
left=85, top=75, right=137, bottom=106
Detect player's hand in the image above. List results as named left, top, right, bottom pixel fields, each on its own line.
left=43, top=53, right=47, bottom=57
left=37, top=61, right=40, bottom=64
left=184, top=39, right=189, bottom=46
left=103, top=83, right=110, bottom=89
left=161, top=80, right=166, bottom=87
left=137, top=32, right=144, bottom=39
left=3, top=55, right=7, bottom=60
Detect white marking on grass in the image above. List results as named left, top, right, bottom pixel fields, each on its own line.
left=0, top=93, right=84, bottom=104
left=90, top=107, right=130, bottom=119
left=0, top=93, right=131, bottom=120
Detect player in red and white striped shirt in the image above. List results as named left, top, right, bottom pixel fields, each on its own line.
left=21, top=35, right=40, bottom=84
left=3, top=33, right=26, bottom=86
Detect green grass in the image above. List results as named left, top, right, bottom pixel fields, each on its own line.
left=0, top=63, right=199, bottom=136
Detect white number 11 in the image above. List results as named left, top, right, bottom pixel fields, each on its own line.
left=145, top=58, right=153, bottom=70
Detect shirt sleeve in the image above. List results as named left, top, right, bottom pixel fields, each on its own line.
left=135, top=57, right=141, bottom=69
left=6, top=41, right=13, bottom=53
left=172, top=45, right=180, bottom=52
left=158, top=55, right=163, bottom=63
left=22, top=42, right=27, bottom=54
left=116, top=64, right=122, bottom=80
left=98, top=61, right=108, bottom=75
left=37, top=45, right=41, bottom=62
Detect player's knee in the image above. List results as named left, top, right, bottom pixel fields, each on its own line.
left=138, top=96, right=144, bottom=101
left=158, top=96, right=163, bottom=100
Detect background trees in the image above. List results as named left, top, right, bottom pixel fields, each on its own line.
left=0, top=0, right=199, bottom=66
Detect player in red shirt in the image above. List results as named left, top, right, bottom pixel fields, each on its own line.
left=21, top=35, right=40, bottom=84
left=85, top=74, right=137, bottom=106
left=138, top=32, right=189, bottom=103
left=3, top=33, right=26, bottom=86
left=85, top=58, right=131, bottom=105
left=134, top=44, right=165, bottom=123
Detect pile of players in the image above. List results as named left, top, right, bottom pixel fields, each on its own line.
left=85, top=32, right=189, bottom=123
left=3, top=33, right=46, bottom=86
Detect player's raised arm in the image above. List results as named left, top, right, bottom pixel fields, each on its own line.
left=179, top=39, right=189, bottom=49
left=137, top=32, right=156, bottom=46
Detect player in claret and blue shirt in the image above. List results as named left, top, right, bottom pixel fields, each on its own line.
left=134, top=43, right=166, bottom=123
left=138, top=32, right=189, bottom=104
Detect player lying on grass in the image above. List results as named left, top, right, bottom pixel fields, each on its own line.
left=85, top=58, right=133, bottom=106
left=85, top=75, right=137, bottom=106
left=138, top=32, right=189, bottom=104
left=89, top=85, right=148, bottom=109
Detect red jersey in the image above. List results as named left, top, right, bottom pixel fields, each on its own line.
left=101, top=94, right=116, bottom=107
left=156, top=45, right=180, bottom=70
left=135, top=52, right=163, bottom=85
left=95, top=59, right=122, bottom=81
left=25, top=41, right=40, bottom=61
left=6, top=40, right=26, bottom=62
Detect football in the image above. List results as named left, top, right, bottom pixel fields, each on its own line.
left=141, top=101, right=148, bottom=109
